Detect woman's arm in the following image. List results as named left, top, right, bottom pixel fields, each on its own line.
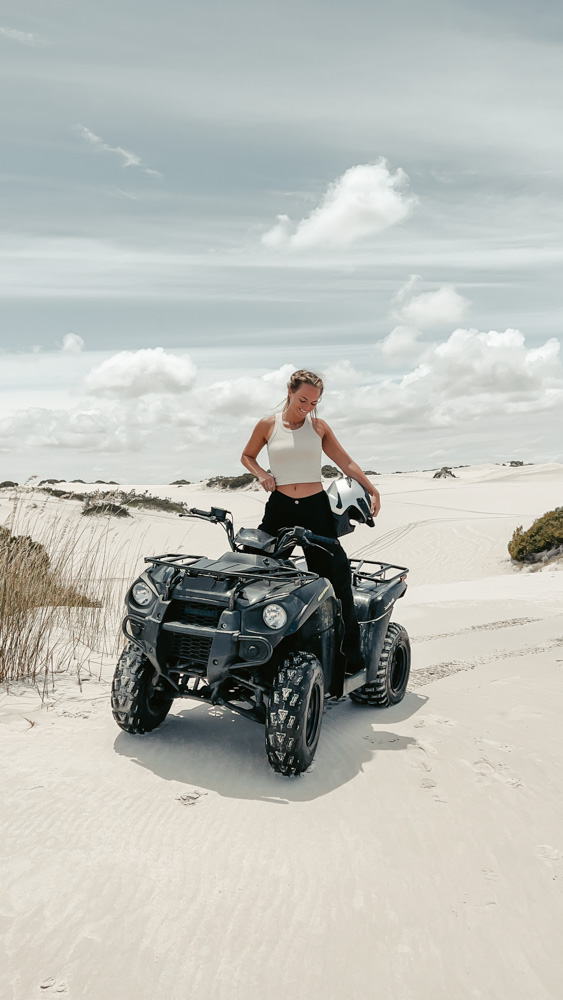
left=241, top=418, right=276, bottom=492
left=316, top=420, right=381, bottom=516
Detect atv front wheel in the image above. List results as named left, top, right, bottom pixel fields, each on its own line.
left=265, top=652, right=324, bottom=776
left=350, top=622, right=411, bottom=707
left=111, top=642, right=174, bottom=734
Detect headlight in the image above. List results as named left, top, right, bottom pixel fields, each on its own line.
left=131, top=581, right=153, bottom=607
left=262, top=603, right=287, bottom=630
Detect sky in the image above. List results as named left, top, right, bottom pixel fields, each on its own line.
left=1, top=0, right=562, bottom=483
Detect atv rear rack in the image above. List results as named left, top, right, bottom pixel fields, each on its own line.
left=349, top=558, right=408, bottom=587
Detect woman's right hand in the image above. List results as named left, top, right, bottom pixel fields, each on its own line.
left=258, top=473, right=276, bottom=492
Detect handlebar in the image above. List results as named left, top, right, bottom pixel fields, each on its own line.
left=303, top=529, right=339, bottom=551
left=179, top=509, right=338, bottom=557
left=180, top=506, right=235, bottom=548
left=277, top=526, right=339, bottom=555
left=180, top=506, right=230, bottom=521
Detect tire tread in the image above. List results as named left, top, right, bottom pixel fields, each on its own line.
left=111, top=643, right=172, bottom=734
left=350, top=622, right=410, bottom=706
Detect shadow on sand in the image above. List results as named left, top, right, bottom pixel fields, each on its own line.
left=113, top=691, right=428, bottom=803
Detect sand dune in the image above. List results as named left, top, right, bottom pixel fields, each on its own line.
left=1, top=464, right=562, bottom=999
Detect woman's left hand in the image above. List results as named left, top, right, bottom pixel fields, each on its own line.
left=370, top=490, right=381, bottom=517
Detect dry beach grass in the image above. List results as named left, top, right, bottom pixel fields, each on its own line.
left=0, top=485, right=134, bottom=685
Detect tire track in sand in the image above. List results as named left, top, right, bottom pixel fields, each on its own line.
left=409, top=635, right=563, bottom=688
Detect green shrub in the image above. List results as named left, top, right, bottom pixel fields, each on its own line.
left=125, top=496, right=186, bottom=514
left=207, top=474, right=255, bottom=490
left=508, top=507, right=563, bottom=562
left=82, top=502, right=131, bottom=518
left=321, top=465, right=340, bottom=478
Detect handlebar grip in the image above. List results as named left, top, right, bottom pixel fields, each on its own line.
left=307, top=532, right=340, bottom=550
left=190, top=507, right=212, bottom=517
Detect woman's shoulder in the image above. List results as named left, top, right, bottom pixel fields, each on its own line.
left=311, top=416, right=329, bottom=437
left=257, top=414, right=276, bottom=437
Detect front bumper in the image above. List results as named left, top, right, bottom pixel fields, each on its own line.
left=123, top=604, right=273, bottom=687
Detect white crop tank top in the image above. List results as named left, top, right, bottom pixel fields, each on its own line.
left=266, top=411, right=323, bottom=486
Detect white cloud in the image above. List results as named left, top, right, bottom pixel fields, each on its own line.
left=378, top=325, right=421, bottom=359
left=392, top=275, right=470, bottom=328
left=1, top=336, right=561, bottom=477
left=262, top=160, right=415, bottom=251
left=76, top=124, right=163, bottom=178
left=0, top=405, right=141, bottom=452
left=197, top=364, right=295, bottom=418
left=61, top=333, right=85, bottom=354
left=261, top=215, right=293, bottom=249
left=85, top=348, right=197, bottom=398
left=0, top=26, right=45, bottom=46
left=333, top=328, right=563, bottom=430
left=322, top=360, right=364, bottom=387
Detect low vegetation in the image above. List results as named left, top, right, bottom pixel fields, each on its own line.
left=321, top=465, right=340, bottom=478
left=37, top=485, right=188, bottom=518
left=207, top=473, right=255, bottom=490
left=0, top=490, right=138, bottom=684
left=433, top=467, right=457, bottom=479
left=508, top=507, right=563, bottom=563
left=82, top=502, right=131, bottom=518
left=124, top=495, right=187, bottom=515
left=0, top=523, right=99, bottom=683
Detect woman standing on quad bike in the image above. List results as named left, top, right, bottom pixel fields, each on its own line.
left=241, top=368, right=380, bottom=672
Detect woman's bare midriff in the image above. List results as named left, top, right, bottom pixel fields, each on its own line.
left=276, top=482, right=324, bottom=498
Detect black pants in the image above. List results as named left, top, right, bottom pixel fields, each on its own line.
left=258, top=490, right=362, bottom=666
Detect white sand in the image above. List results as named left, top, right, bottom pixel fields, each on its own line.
left=1, top=464, right=563, bottom=1000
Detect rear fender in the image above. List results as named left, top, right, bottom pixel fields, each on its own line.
left=353, top=578, right=406, bottom=684
left=362, top=611, right=393, bottom=683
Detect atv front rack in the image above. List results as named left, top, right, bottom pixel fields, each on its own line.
left=144, top=552, right=319, bottom=610
left=145, top=553, right=408, bottom=588
left=145, top=552, right=317, bottom=583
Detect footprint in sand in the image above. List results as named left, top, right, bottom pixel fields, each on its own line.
left=466, top=757, right=524, bottom=788
left=40, top=979, right=68, bottom=993
left=407, top=744, right=447, bottom=802
left=535, top=845, right=563, bottom=868
left=407, top=745, right=433, bottom=772
left=176, top=790, right=207, bottom=807
left=420, top=777, right=437, bottom=789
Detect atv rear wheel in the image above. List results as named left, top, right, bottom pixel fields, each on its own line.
left=265, top=652, right=324, bottom=776
left=111, top=642, right=174, bottom=734
left=350, top=622, right=411, bottom=707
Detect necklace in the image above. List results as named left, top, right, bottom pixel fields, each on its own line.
left=283, top=414, right=305, bottom=430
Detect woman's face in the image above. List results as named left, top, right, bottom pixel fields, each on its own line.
left=287, top=384, right=321, bottom=418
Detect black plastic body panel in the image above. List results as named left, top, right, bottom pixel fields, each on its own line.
left=353, top=578, right=407, bottom=683
left=121, top=546, right=408, bottom=703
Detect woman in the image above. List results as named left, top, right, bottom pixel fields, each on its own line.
left=240, top=368, right=380, bottom=672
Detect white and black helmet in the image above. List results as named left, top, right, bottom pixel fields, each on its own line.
left=326, top=477, right=375, bottom=537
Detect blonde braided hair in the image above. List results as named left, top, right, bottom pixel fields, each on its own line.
left=283, top=369, right=324, bottom=418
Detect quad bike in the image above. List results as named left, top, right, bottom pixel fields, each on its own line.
left=111, top=507, right=411, bottom=776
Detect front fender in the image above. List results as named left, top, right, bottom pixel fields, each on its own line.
left=241, top=577, right=335, bottom=640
